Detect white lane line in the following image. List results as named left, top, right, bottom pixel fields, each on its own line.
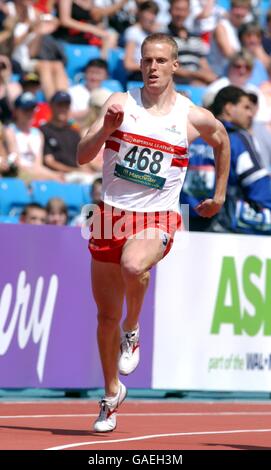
left=1, top=400, right=271, bottom=405
left=45, top=428, right=271, bottom=450
left=1, top=411, right=271, bottom=419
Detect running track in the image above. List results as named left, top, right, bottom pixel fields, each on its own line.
left=0, top=401, right=271, bottom=450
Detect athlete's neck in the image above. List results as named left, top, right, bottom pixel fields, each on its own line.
left=141, top=84, right=177, bottom=116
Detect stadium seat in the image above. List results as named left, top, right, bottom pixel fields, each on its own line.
left=102, top=79, right=123, bottom=92
left=175, top=85, right=206, bottom=105
left=0, top=178, right=31, bottom=216
left=63, top=183, right=86, bottom=218
left=216, top=0, right=230, bottom=9
left=30, top=181, right=63, bottom=206
left=108, top=48, right=127, bottom=87
left=63, top=43, right=100, bottom=80
left=127, top=82, right=206, bottom=105
left=81, top=183, right=93, bottom=205
left=0, top=215, right=20, bottom=224
left=30, top=181, right=85, bottom=218
left=11, top=74, right=20, bottom=83
left=127, top=81, right=144, bottom=90
left=35, top=89, right=46, bottom=103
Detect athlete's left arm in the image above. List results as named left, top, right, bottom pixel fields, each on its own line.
left=188, top=106, right=230, bottom=218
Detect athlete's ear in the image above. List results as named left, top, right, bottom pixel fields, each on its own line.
left=172, top=59, right=179, bottom=74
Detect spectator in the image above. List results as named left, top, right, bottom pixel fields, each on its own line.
left=81, top=87, right=112, bottom=134
left=41, top=90, right=95, bottom=183
left=91, top=0, right=131, bottom=32
left=54, top=0, right=117, bottom=59
left=0, top=55, right=22, bottom=124
left=6, top=92, right=62, bottom=182
left=69, top=58, right=109, bottom=123
left=20, top=72, right=52, bottom=127
left=93, top=0, right=137, bottom=38
left=124, top=1, right=160, bottom=81
left=239, top=21, right=270, bottom=86
left=6, top=0, right=68, bottom=100
left=0, top=120, right=9, bottom=175
left=208, top=0, right=252, bottom=76
left=180, top=135, right=216, bottom=231
left=20, top=202, right=47, bottom=224
left=203, top=51, right=271, bottom=122
left=168, top=0, right=217, bottom=85
left=210, top=85, right=271, bottom=234
left=188, top=0, right=226, bottom=42
left=46, top=197, right=68, bottom=225
left=34, top=1, right=56, bottom=14
left=0, top=9, right=19, bottom=73
left=70, top=176, right=103, bottom=226
left=262, top=9, right=271, bottom=56
left=91, top=176, right=102, bottom=205
left=248, top=92, right=271, bottom=172
left=0, top=121, right=18, bottom=177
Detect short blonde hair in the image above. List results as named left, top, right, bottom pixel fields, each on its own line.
left=141, top=33, right=178, bottom=60
left=231, top=0, right=251, bottom=9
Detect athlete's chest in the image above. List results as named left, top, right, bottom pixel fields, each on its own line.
left=120, top=102, right=187, bottom=148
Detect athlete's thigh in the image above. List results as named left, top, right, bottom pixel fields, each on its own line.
left=91, top=258, right=125, bottom=313
left=122, top=228, right=166, bottom=271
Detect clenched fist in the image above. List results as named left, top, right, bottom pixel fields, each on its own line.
left=104, top=104, right=124, bottom=133
left=195, top=198, right=224, bottom=218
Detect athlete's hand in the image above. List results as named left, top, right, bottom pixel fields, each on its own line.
left=104, top=104, right=124, bottom=133
left=195, top=198, right=224, bottom=218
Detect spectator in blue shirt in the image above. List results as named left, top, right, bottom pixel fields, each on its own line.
left=210, top=85, right=271, bottom=234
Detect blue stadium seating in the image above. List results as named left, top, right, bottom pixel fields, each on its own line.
left=63, top=43, right=100, bottom=80
left=81, top=183, right=92, bottom=205
left=127, top=81, right=144, bottom=90
left=108, top=48, right=127, bottom=87
left=0, top=178, right=31, bottom=216
left=63, top=183, right=86, bottom=218
left=72, top=76, right=123, bottom=91
left=175, top=85, right=206, bottom=105
left=0, top=215, right=20, bottom=224
left=127, top=82, right=206, bottom=105
left=102, top=79, right=123, bottom=92
left=216, top=0, right=230, bottom=9
left=30, top=181, right=85, bottom=218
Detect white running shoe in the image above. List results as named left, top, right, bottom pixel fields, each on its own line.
left=119, top=326, right=140, bottom=375
left=93, top=381, right=127, bottom=433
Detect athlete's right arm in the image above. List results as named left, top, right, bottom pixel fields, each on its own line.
left=77, top=92, right=127, bottom=165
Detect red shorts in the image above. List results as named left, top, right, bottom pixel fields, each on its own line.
left=88, top=202, right=181, bottom=264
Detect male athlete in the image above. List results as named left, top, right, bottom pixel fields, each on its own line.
left=77, top=33, right=230, bottom=432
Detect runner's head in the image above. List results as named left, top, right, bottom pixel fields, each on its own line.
left=141, top=33, right=179, bottom=90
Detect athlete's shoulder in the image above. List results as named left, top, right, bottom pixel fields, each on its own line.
left=105, top=91, right=129, bottom=107
left=188, top=104, right=217, bottom=130
left=176, top=92, right=194, bottom=106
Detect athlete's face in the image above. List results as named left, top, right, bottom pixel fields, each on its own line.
left=141, top=42, right=178, bottom=90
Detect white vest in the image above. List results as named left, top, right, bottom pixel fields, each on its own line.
left=102, top=88, right=191, bottom=212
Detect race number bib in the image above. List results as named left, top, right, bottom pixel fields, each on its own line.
left=112, top=131, right=182, bottom=190
left=115, top=145, right=166, bottom=189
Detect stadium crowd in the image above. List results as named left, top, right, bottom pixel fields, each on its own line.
left=0, top=0, right=271, bottom=234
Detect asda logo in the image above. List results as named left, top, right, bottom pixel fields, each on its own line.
left=211, top=256, right=271, bottom=336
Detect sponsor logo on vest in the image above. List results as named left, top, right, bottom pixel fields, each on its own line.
left=165, top=124, right=181, bottom=135
left=130, top=114, right=139, bottom=122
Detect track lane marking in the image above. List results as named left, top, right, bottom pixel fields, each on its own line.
left=1, top=411, right=271, bottom=419
left=45, top=428, right=271, bottom=450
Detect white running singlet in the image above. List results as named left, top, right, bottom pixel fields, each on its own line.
left=102, top=88, right=192, bottom=212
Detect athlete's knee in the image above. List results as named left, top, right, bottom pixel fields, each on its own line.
left=120, top=256, right=146, bottom=279
left=97, top=310, right=121, bottom=327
